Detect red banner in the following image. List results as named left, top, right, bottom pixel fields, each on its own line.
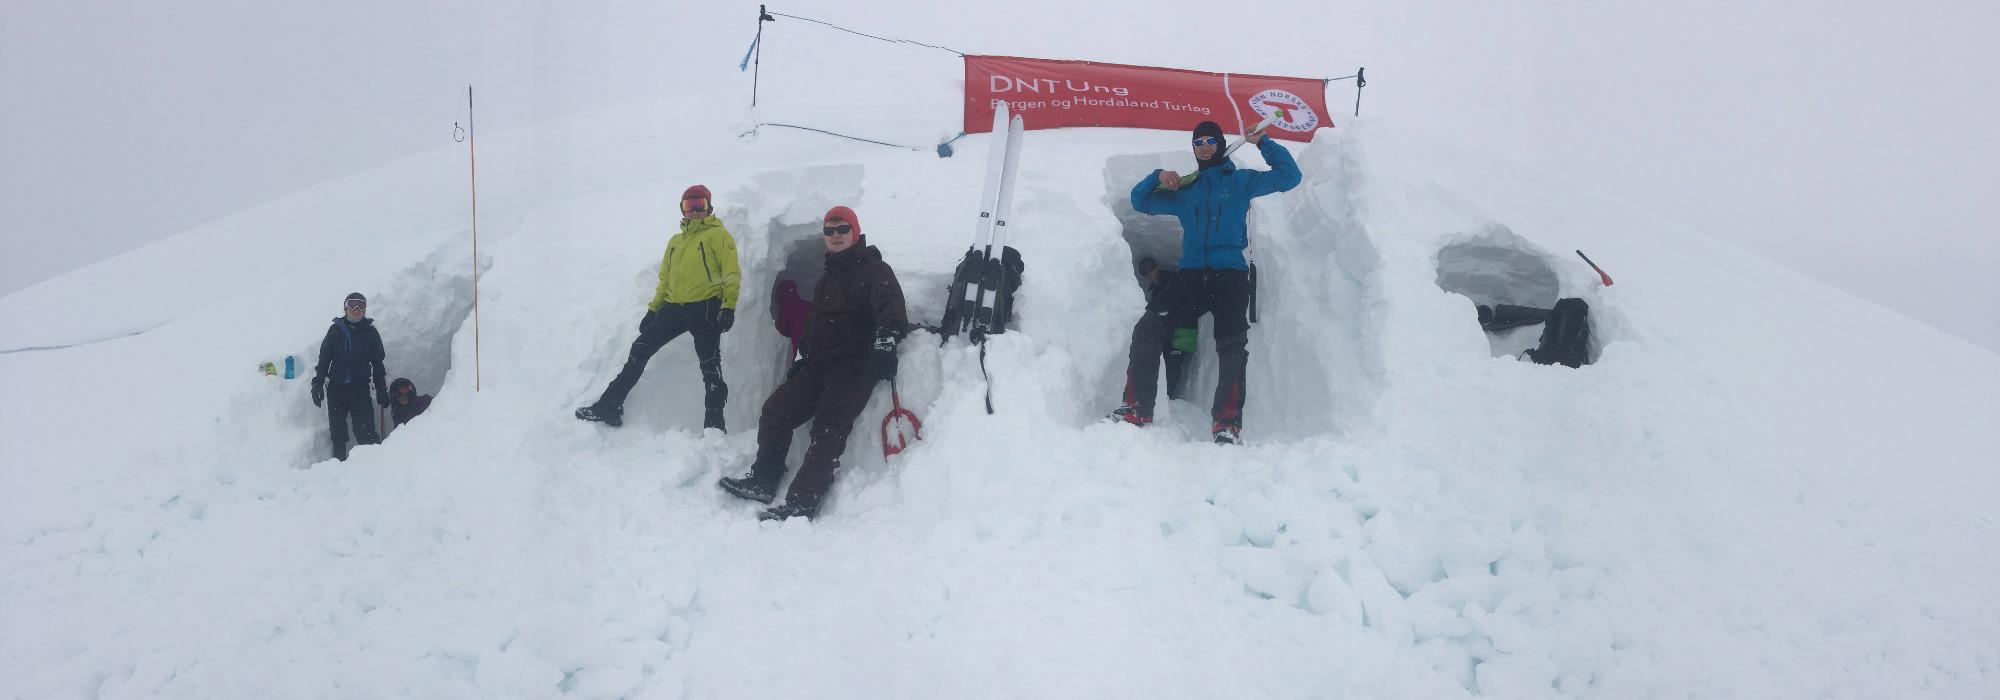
left=964, top=55, right=1331, bottom=142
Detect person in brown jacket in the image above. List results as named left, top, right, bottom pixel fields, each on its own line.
left=720, top=205, right=908, bottom=521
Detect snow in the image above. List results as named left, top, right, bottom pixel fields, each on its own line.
left=6, top=21, right=2000, bottom=700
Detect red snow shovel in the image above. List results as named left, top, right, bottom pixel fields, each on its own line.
left=880, top=377, right=922, bottom=458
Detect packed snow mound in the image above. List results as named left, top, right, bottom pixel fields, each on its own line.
left=4, top=100, right=2000, bottom=699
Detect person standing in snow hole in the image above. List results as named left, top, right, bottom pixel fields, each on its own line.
left=1109, top=121, right=1301, bottom=445
left=310, top=292, right=390, bottom=461
left=576, top=185, right=741, bottom=431
left=719, top=206, right=908, bottom=521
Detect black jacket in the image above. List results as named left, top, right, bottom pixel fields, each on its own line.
left=314, top=317, right=387, bottom=389
left=801, top=245, right=907, bottom=362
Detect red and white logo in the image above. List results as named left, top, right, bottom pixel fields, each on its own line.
left=1248, top=89, right=1320, bottom=133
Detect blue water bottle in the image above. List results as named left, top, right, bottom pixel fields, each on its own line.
left=283, top=355, right=296, bottom=379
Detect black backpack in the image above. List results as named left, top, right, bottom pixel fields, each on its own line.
left=1526, top=297, right=1592, bottom=368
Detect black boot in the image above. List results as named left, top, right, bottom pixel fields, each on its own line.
left=719, top=470, right=781, bottom=504
left=575, top=404, right=623, bottom=427
left=759, top=499, right=819, bottom=521
left=704, top=406, right=726, bottom=433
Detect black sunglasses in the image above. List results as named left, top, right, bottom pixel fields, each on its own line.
left=822, top=223, right=853, bottom=236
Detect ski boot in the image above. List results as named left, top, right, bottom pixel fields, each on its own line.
left=1212, top=422, right=1241, bottom=446
left=759, top=500, right=819, bottom=522
left=1107, top=404, right=1153, bottom=427
left=719, top=471, right=781, bottom=504
left=575, top=404, right=623, bottom=427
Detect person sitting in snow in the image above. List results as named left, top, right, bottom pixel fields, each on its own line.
left=1109, top=120, right=1301, bottom=445
left=769, top=278, right=812, bottom=361
left=575, top=185, right=741, bottom=431
left=719, top=205, right=908, bottom=521
left=310, top=292, right=390, bottom=461
left=388, top=377, right=432, bottom=428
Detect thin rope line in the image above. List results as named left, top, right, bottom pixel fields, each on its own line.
left=750, top=122, right=921, bottom=151
left=768, top=11, right=965, bottom=56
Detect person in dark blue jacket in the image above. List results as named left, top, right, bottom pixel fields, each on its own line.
left=311, top=292, right=390, bottom=461
left=1110, top=121, right=1301, bottom=444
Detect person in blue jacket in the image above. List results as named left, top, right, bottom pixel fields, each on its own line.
left=1110, top=120, right=1301, bottom=444
left=311, top=292, right=390, bottom=461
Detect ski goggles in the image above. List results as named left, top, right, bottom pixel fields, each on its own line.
left=345, top=299, right=367, bottom=311
left=821, top=223, right=854, bottom=236
left=1192, top=136, right=1219, bottom=147
left=681, top=197, right=711, bottom=214
left=394, top=384, right=415, bottom=396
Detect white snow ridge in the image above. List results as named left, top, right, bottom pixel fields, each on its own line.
left=6, top=94, right=2000, bottom=700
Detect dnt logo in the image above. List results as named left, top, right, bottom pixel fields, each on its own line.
left=1248, top=89, right=1320, bottom=133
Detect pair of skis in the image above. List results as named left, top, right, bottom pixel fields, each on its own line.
left=942, top=103, right=1026, bottom=341
left=939, top=103, right=1027, bottom=413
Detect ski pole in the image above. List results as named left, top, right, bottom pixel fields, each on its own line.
left=1575, top=250, right=1614, bottom=286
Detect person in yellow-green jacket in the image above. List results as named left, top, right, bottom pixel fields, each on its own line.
left=576, top=185, right=741, bottom=431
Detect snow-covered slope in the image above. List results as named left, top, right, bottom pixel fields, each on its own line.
left=6, top=41, right=2000, bottom=700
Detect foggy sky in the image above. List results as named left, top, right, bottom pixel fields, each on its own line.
left=4, top=0, right=1996, bottom=351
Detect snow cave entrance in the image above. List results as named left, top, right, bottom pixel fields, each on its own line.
left=286, top=236, right=479, bottom=463
left=768, top=223, right=827, bottom=366
left=1434, top=226, right=1564, bottom=359
left=1104, top=153, right=1210, bottom=420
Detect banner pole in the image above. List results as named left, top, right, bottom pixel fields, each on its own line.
left=1353, top=67, right=1366, bottom=117
left=468, top=84, right=482, bottom=392
left=752, top=6, right=771, bottom=108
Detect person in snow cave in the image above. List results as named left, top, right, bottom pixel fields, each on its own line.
left=770, top=278, right=812, bottom=361
left=388, top=377, right=432, bottom=429
left=311, top=292, right=390, bottom=461
left=576, top=185, right=742, bottom=431
left=1109, top=120, right=1302, bottom=445
left=719, top=205, right=908, bottom=521
left=1137, top=257, right=1199, bottom=402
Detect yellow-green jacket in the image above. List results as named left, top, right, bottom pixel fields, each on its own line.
left=648, top=216, right=741, bottom=311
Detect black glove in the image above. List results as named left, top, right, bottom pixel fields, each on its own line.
left=376, top=386, right=392, bottom=407
left=311, top=382, right=324, bottom=407
left=639, top=310, right=657, bottom=333
left=786, top=358, right=805, bottom=381
left=716, top=308, right=735, bottom=332
left=871, top=327, right=902, bottom=381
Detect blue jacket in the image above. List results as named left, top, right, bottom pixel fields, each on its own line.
left=1129, top=138, right=1302, bottom=271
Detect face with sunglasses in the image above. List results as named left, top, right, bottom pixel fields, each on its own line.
left=344, top=298, right=367, bottom=321
left=822, top=218, right=857, bottom=253
left=1191, top=134, right=1221, bottom=160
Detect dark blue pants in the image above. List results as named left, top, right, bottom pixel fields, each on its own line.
left=597, top=299, right=728, bottom=430
left=327, top=383, right=380, bottom=460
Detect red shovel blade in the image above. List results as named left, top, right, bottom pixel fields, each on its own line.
left=881, top=397, right=923, bottom=458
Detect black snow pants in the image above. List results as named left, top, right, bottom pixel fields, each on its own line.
left=748, top=355, right=877, bottom=512
left=327, top=383, right=380, bottom=461
left=1122, top=268, right=1251, bottom=429
left=596, top=299, right=728, bottom=430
